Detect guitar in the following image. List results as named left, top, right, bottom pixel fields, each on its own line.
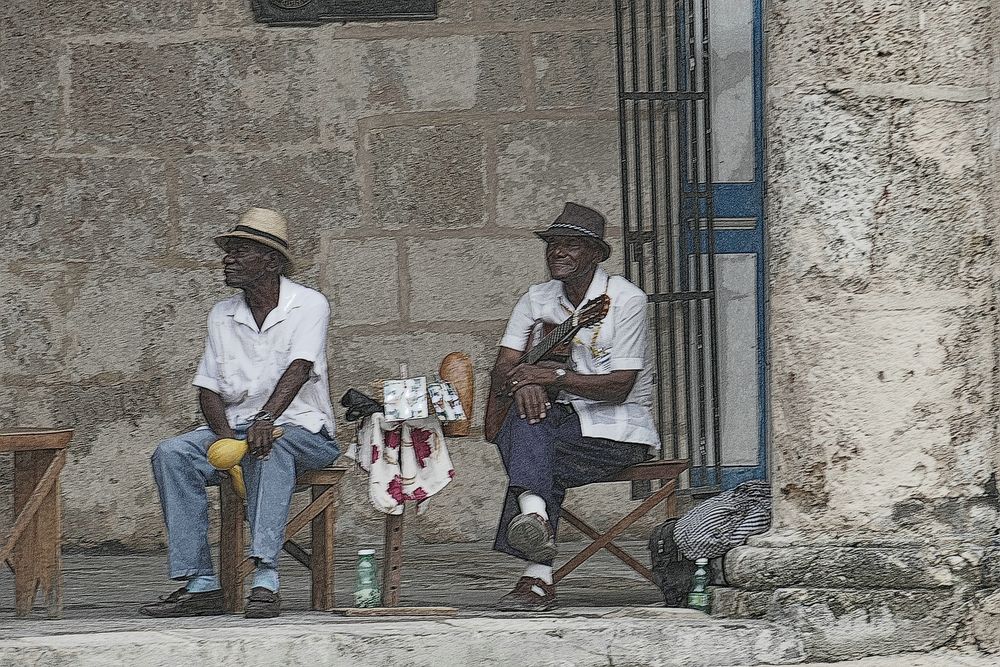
left=483, top=295, right=611, bottom=443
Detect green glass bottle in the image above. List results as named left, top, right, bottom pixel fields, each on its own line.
left=354, top=548, right=382, bottom=608
left=687, top=557, right=710, bottom=613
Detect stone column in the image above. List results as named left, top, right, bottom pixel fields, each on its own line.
left=717, top=0, right=1000, bottom=659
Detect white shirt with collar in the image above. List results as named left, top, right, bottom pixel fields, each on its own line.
left=499, top=266, right=661, bottom=450
left=193, top=276, right=336, bottom=435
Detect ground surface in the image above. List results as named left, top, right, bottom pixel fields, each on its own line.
left=1, top=543, right=996, bottom=666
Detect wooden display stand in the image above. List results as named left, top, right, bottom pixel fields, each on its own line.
left=330, top=505, right=456, bottom=617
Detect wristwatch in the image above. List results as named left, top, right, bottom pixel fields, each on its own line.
left=553, top=368, right=567, bottom=385
left=249, top=410, right=276, bottom=424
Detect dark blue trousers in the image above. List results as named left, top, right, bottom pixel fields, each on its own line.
left=493, top=403, right=651, bottom=564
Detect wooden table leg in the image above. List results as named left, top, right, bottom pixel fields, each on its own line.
left=41, top=452, right=63, bottom=619
left=11, top=449, right=65, bottom=618
left=219, top=482, right=246, bottom=613
left=310, top=485, right=336, bottom=611
left=383, top=512, right=404, bottom=607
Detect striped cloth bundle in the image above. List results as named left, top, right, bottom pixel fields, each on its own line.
left=673, top=480, right=772, bottom=560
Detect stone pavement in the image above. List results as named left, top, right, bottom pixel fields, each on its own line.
left=1, top=541, right=666, bottom=626
left=0, top=542, right=994, bottom=666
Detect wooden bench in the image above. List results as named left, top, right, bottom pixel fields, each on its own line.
left=554, top=458, right=688, bottom=584
left=219, top=466, right=347, bottom=612
left=0, top=428, right=73, bottom=618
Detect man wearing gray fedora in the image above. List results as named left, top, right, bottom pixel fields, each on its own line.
left=141, top=208, right=340, bottom=619
left=484, top=202, right=661, bottom=611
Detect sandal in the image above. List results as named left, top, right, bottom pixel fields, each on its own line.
left=496, top=576, right=557, bottom=612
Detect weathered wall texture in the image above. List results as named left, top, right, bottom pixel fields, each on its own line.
left=0, top=1, right=672, bottom=551
left=719, top=0, right=1000, bottom=660
left=764, top=0, right=999, bottom=545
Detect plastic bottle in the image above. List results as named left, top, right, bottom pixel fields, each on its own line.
left=354, top=548, right=381, bottom=608
left=687, top=557, right=710, bottom=613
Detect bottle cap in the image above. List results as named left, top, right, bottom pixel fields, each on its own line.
left=358, top=548, right=376, bottom=556
left=695, top=557, right=709, bottom=565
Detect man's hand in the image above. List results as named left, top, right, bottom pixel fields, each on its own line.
left=247, top=420, right=277, bottom=458
left=513, top=384, right=551, bottom=424
left=502, top=363, right=565, bottom=396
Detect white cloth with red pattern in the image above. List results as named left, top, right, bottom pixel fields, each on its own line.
left=347, top=413, right=455, bottom=515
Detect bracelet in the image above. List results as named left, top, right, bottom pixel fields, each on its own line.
left=249, top=410, right=276, bottom=424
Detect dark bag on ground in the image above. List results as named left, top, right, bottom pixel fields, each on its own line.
left=649, top=480, right=771, bottom=606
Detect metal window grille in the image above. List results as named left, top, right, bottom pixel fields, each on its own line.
left=614, top=0, right=722, bottom=492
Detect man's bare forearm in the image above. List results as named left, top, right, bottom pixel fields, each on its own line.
left=502, top=364, right=638, bottom=404
left=556, top=369, right=637, bottom=403
left=259, top=359, right=314, bottom=420
left=199, top=388, right=236, bottom=439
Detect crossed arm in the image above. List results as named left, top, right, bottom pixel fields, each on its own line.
left=488, top=346, right=638, bottom=425
left=199, top=358, right=314, bottom=457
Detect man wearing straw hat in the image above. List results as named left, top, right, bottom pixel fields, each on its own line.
left=485, top=202, right=660, bottom=611
left=140, top=208, right=340, bottom=619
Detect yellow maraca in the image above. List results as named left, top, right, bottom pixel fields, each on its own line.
left=208, top=427, right=284, bottom=499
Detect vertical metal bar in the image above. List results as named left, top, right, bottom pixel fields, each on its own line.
left=658, top=0, right=681, bottom=461
left=700, top=0, right=722, bottom=486
left=629, top=0, right=646, bottom=293
left=643, top=0, right=666, bottom=457
left=685, top=0, right=710, bottom=474
left=614, top=0, right=633, bottom=281
left=675, top=0, right=696, bottom=472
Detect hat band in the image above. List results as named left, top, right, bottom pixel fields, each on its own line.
left=546, top=223, right=603, bottom=240
left=233, top=225, right=289, bottom=248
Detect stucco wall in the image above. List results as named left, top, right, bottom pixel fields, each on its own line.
left=0, top=1, right=676, bottom=550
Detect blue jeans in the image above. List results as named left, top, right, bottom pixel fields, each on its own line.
left=151, top=424, right=340, bottom=580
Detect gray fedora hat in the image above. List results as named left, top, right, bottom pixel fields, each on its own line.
left=534, top=202, right=611, bottom=261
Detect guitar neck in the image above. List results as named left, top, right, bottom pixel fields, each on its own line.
left=522, top=318, right=578, bottom=365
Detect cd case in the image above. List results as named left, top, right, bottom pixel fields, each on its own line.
left=382, top=377, right=429, bottom=422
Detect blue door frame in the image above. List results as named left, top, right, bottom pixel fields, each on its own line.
left=685, top=0, right=767, bottom=489
left=714, top=0, right=766, bottom=488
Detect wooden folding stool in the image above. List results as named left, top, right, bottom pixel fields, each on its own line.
left=219, top=466, right=346, bottom=612
left=554, top=458, right=688, bottom=584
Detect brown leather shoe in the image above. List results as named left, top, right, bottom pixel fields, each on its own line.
left=245, top=586, right=281, bottom=619
left=496, top=576, right=557, bottom=612
left=139, top=586, right=225, bottom=618
left=507, top=512, right=557, bottom=562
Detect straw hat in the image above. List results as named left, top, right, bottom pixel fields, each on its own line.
left=534, top=202, right=611, bottom=261
left=214, top=208, right=293, bottom=262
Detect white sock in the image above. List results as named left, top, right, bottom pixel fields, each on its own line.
left=523, top=563, right=553, bottom=584
left=517, top=491, right=549, bottom=521
left=523, top=563, right=553, bottom=596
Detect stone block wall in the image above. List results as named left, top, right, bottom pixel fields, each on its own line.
left=0, top=1, right=668, bottom=551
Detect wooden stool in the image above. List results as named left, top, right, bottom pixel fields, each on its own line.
left=554, top=458, right=688, bottom=584
left=219, top=466, right=346, bottom=612
left=0, top=428, right=72, bottom=618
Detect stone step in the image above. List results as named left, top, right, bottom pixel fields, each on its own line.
left=0, top=607, right=806, bottom=667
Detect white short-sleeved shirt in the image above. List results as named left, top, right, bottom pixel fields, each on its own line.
left=193, top=277, right=336, bottom=434
left=500, top=267, right=661, bottom=449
